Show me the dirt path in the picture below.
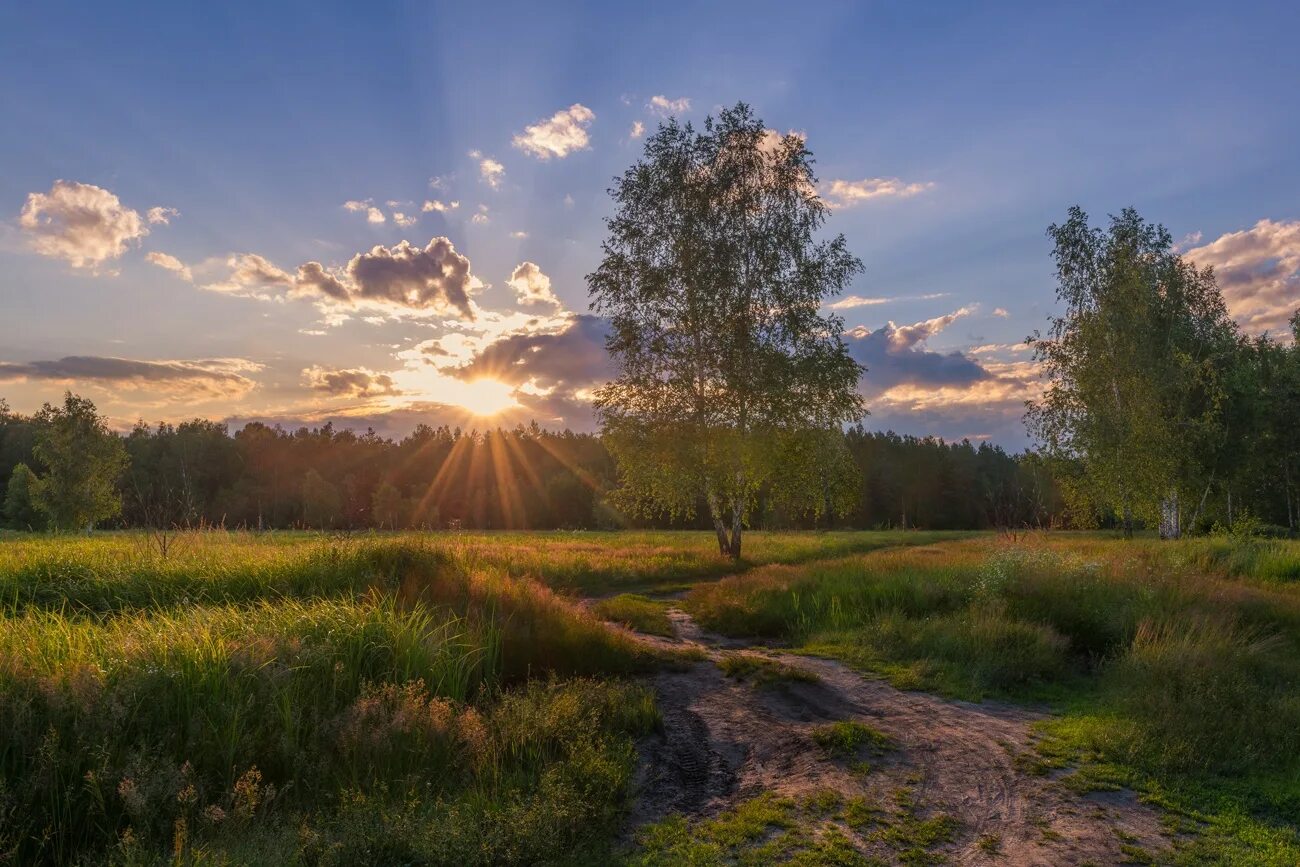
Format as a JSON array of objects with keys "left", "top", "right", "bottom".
[{"left": 624, "top": 607, "right": 1171, "bottom": 865}]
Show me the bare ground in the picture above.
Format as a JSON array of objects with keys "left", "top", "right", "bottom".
[{"left": 622, "top": 606, "right": 1172, "bottom": 865}]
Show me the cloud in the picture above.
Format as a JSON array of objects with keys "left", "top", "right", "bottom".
[
  {"left": 512, "top": 103, "right": 595, "bottom": 160},
  {"left": 423, "top": 199, "right": 459, "bottom": 212},
  {"left": 392, "top": 211, "right": 416, "bottom": 227},
  {"left": 822, "top": 177, "right": 934, "bottom": 208},
  {"left": 343, "top": 199, "right": 386, "bottom": 224},
  {"left": 992, "top": 307, "right": 1009, "bottom": 318},
  {"left": 297, "top": 237, "right": 480, "bottom": 318},
  {"left": 1184, "top": 219, "right": 1300, "bottom": 335},
  {"left": 647, "top": 95, "right": 690, "bottom": 115},
  {"left": 847, "top": 307, "right": 985, "bottom": 391},
  {"left": 204, "top": 253, "right": 295, "bottom": 297},
  {"left": 144, "top": 251, "right": 192, "bottom": 281},
  {"left": 471, "top": 204, "right": 489, "bottom": 225},
  {"left": 828, "top": 292, "right": 950, "bottom": 311},
  {"left": 507, "top": 261, "right": 560, "bottom": 307},
  {"left": 302, "top": 365, "right": 402, "bottom": 398},
  {"left": 629, "top": 120, "right": 645, "bottom": 139},
  {"left": 0, "top": 356, "right": 260, "bottom": 399},
  {"left": 18, "top": 180, "right": 149, "bottom": 269},
  {"left": 146, "top": 206, "right": 179, "bottom": 225},
  {"left": 469, "top": 150, "right": 505, "bottom": 189},
  {"left": 510, "top": 230, "right": 529, "bottom": 239}
]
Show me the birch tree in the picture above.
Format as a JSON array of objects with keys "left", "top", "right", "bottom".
[
  {"left": 588, "top": 103, "right": 864, "bottom": 558},
  {"left": 1027, "top": 207, "right": 1238, "bottom": 537}
]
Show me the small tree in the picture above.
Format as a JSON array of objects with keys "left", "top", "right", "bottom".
[
  {"left": 31, "top": 393, "right": 128, "bottom": 531},
  {"left": 589, "top": 103, "right": 865, "bottom": 558},
  {"left": 3, "top": 463, "right": 45, "bottom": 530}
]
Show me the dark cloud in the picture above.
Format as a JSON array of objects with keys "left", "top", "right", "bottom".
[
  {"left": 0, "top": 356, "right": 259, "bottom": 398},
  {"left": 302, "top": 365, "right": 402, "bottom": 398},
  {"left": 449, "top": 314, "right": 614, "bottom": 390},
  {"left": 295, "top": 238, "right": 478, "bottom": 318},
  {"left": 848, "top": 309, "right": 990, "bottom": 392}
]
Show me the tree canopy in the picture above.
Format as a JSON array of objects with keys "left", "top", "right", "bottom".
[{"left": 589, "top": 103, "right": 865, "bottom": 557}]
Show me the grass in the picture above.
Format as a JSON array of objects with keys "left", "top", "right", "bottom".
[
  {"left": 0, "top": 536, "right": 668, "bottom": 864},
  {"left": 811, "top": 721, "right": 894, "bottom": 759},
  {"left": 592, "top": 593, "right": 675, "bottom": 636},
  {"left": 718, "top": 651, "right": 820, "bottom": 687},
  {"left": 683, "top": 534, "right": 1300, "bottom": 862}
]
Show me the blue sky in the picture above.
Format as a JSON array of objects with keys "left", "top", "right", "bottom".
[{"left": 3, "top": 1, "right": 1298, "bottom": 447}]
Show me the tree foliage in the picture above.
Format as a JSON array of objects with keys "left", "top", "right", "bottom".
[
  {"left": 1027, "top": 207, "right": 1240, "bottom": 536},
  {"left": 589, "top": 103, "right": 865, "bottom": 557},
  {"left": 30, "top": 393, "right": 128, "bottom": 531}
]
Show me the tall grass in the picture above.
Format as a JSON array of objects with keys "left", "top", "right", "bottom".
[{"left": 0, "top": 538, "right": 662, "bottom": 864}]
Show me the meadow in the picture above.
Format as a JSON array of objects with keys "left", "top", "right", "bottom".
[{"left": 1, "top": 528, "right": 1298, "bottom": 864}]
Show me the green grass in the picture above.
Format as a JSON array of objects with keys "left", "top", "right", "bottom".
[
  {"left": 0, "top": 537, "right": 667, "bottom": 864},
  {"left": 811, "top": 721, "right": 894, "bottom": 759},
  {"left": 592, "top": 593, "right": 675, "bottom": 636},
  {"left": 718, "top": 651, "right": 820, "bottom": 687},
  {"left": 683, "top": 534, "right": 1300, "bottom": 862}
]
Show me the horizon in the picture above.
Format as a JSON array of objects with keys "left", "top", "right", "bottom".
[{"left": 3, "top": 2, "right": 1299, "bottom": 449}]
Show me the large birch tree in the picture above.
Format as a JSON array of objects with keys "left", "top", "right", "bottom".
[{"left": 588, "top": 103, "right": 864, "bottom": 558}]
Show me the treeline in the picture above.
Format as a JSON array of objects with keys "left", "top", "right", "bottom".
[{"left": 1, "top": 396, "right": 1062, "bottom": 532}]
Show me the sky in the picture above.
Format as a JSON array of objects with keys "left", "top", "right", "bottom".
[{"left": 2, "top": 1, "right": 1298, "bottom": 449}]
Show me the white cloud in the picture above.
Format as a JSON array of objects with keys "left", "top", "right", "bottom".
[
  {"left": 512, "top": 103, "right": 595, "bottom": 160},
  {"left": 1185, "top": 219, "right": 1300, "bottom": 335},
  {"left": 822, "top": 177, "right": 935, "bottom": 208},
  {"left": 992, "top": 307, "right": 1009, "bottom": 318},
  {"left": 507, "top": 261, "right": 560, "bottom": 307},
  {"left": 471, "top": 204, "right": 489, "bottom": 225},
  {"left": 343, "top": 199, "right": 386, "bottom": 224},
  {"left": 144, "top": 251, "right": 192, "bottom": 282},
  {"left": 18, "top": 180, "right": 149, "bottom": 269},
  {"left": 296, "top": 237, "right": 481, "bottom": 319},
  {"left": 828, "top": 292, "right": 950, "bottom": 311},
  {"left": 203, "top": 253, "right": 294, "bottom": 297},
  {"left": 647, "top": 95, "right": 690, "bottom": 115},
  {"left": 392, "top": 211, "right": 416, "bottom": 227},
  {"left": 146, "top": 206, "right": 179, "bottom": 225},
  {"left": 511, "top": 230, "right": 529, "bottom": 239},
  {"left": 629, "top": 120, "right": 645, "bottom": 139},
  {"left": 469, "top": 150, "right": 505, "bottom": 189},
  {"left": 422, "top": 199, "right": 459, "bottom": 213}
]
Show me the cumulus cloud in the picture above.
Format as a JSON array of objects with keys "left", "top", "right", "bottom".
[
  {"left": 469, "top": 150, "right": 505, "bottom": 189},
  {"left": 146, "top": 206, "right": 179, "bottom": 225},
  {"left": 145, "top": 251, "right": 192, "bottom": 281},
  {"left": 822, "top": 177, "right": 934, "bottom": 208},
  {"left": 422, "top": 199, "right": 459, "bottom": 213},
  {"left": 845, "top": 307, "right": 985, "bottom": 391},
  {"left": 828, "top": 292, "right": 950, "bottom": 311},
  {"left": 18, "top": 180, "right": 149, "bottom": 269},
  {"left": 1184, "top": 219, "right": 1300, "bottom": 335},
  {"left": 629, "top": 120, "right": 645, "bottom": 139},
  {"left": 0, "top": 356, "right": 260, "bottom": 399},
  {"left": 512, "top": 103, "right": 595, "bottom": 160},
  {"left": 647, "top": 95, "right": 690, "bottom": 115},
  {"left": 297, "top": 238, "right": 480, "bottom": 318},
  {"left": 343, "top": 199, "right": 386, "bottom": 224},
  {"left": 471, "top": 204, "right": 490, "bottom": 225},
  {"left": 392, "top": 211, "right": 416, "bottom": 227},
  {"left": 506, "top": 261, "right": 560, "bottom": 307},
  {"left": 302, "top": 365, "right": 402, "bottom": 398}
]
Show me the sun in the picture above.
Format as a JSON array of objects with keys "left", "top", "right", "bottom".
[{"left": 443, "top": 377, "right": 518, "bottom": 416}]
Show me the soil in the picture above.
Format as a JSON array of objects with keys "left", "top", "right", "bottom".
[{"left": 623, "top": 606, "right": 1172, "bottom": 865}]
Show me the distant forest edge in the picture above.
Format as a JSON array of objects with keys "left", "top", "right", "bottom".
[
  {"left": 0, "top": 393, "right": 1294, "bottom": 535},
  {"left": 1, "top": 402, "right": 1065, "bottom": 532}
]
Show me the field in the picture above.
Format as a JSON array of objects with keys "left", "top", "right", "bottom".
[{"left": 1, "top": 529, "right": 1298, "bottom": 864}]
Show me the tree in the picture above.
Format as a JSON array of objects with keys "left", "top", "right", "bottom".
[
  {"left": 301, "top": 469, "right": 342, "bottom": 528},
  {"left": 1027, "top": 207, "right": 1239, "bottom": 537},
  {"left": 371, "top": 481, "right": 403, "bottom": 529},
  {"left": 588, "top": 103, "right": 865, "bottom": 558},
  {"left": 30, "top": 393, "right": 128, "bottom": 531},
  {"left": 3, "top": 463, "right": 44, "bottom": 530}
]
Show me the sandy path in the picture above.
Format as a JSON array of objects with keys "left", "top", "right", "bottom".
[{"left": 625, "top": 607, "right": 1171, "bottom": 865}]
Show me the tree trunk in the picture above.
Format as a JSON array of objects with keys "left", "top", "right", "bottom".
[
  {"left": 1122, "top": 500, "right": 1134, "bottom": 539},
  {"left": 1159, "top": 489, "right": 1180, "bottom": 540},
  {"left": 729, "top": 497, "right": 744, "bottom": 560}
]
